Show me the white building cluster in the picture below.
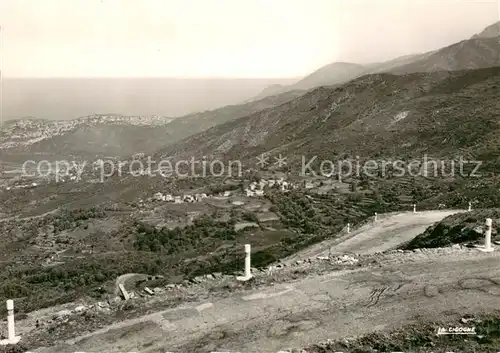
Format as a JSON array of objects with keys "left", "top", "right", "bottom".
[
  {"left": 153, "top": 192, "right": 209, "bottom": 204},
  {"left": 244, "top": 177, "right": 296, "bottom": 197},
  {"left": 150, "top": 177, "right": 304, "bottom": 204}
]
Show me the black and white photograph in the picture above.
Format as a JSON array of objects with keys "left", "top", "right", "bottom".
[{"left": 0, "top": 0, "right": 499, "bottom": 352}]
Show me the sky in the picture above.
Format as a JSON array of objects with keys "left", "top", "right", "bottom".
[{"left": 0, "top": 0, "right": 499, "bottom": 78}]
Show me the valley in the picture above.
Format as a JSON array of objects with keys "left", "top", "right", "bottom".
[{"left": 0, "top": 17, "right": 499, "bottom": 353}]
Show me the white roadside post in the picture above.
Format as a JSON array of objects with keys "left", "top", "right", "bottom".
[
  {"left": 244, "top": 244, "right": 251, "bottom": 278},
  {"left": 484, "top": 218, "right": 493, "bottom": 252},
  {"left": 413, "top": 204, "right": 416, "bottom": 213},
  {"left": 346, "top": 223, "right": 350, "bottom": 234},
  {"left": 237, "top": 244, "right": 253, "bottom": 281},
  {"left": 0, "top": 300, "right": 21, "bottom": 345}
]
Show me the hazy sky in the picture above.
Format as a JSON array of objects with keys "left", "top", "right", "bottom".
[{"left": 0, "top": 0, "right": 498, "bottom": 78}]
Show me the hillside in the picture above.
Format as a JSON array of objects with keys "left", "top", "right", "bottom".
[
  {"left": 2, "top": 67, "right": 500, "bottom": 353},
  {"left": 5, "top": 22, "right": 498, "bottom": 161},
  {"left": 250, "top": 54, "right": 433, "bottom": 99},
  {"left": 0, "top": 90, "right": 303, "bottom": 161},
  {"left": 156, "top": 89, "right": 304, "bottom": 145},
  {"left": 5, "top": 6, "right": 500, "bottom": 352},
  {"left": 291, "top": 62, "right": 366, "bottom": 90},
  {"left": 9, "top": 64, "right": 500, "bottom": 314},
  {"left": 0, "top": 114, "right": 174, "bottom": 149},
  {"left": 0, "top": 115, "right": 176, "bottom": 161},
  {"left": 249, "top": 84, "right": 294, "bottom": 102},
  {"left": 365, "top": 52, "right": 435, "bottom": 73},
  {"left": 473, "top": 20, "right": 500, "bottom": 39},
  {"left": 158, "top": 67, "right": 500, "bottom": 169},
  {"left": 391, "top": 36, "right": 500, "bottom": 74},
  {"left": 248, "top": 21, "right": 500, "bottom": 100}
]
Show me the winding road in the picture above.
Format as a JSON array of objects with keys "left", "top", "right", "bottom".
[
  {"left": 36, "top": 210, "right": 500, "bottom": 353},
  {"left": 283, "top": 209, "right": 463, "bottom": 263}
]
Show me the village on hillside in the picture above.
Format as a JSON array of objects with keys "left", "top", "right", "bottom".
[{"left": 147, "top": 176, "right": 346, "bottom": 205}]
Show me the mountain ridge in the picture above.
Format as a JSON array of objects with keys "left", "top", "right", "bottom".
[
  {"left": 473, "top": 20, "right": 500, "bottom": 38},
  {"left": 249, "top": 21, "right": 500, "bottom": 101},
  {"left": 3, "top": 21, "right": 499, "bottom": 164},
  {"left": 156, "top": 66, "right": 500, "bottom": 171}
]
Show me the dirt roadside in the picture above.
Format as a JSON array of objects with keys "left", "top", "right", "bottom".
[{"left": 31, "top": 248, "right": 500, "bottom": 353}]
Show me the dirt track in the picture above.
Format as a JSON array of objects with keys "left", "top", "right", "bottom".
[{"left": 35, "top": 210, "right": 500, "bottom": 353}]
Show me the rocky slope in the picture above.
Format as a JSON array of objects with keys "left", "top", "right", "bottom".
[
  {"left": 157, "top": 66, "right": 500, "bottom": 170},
  {"left": 157, "top": 89, "right": 304, "bottom": 144}
]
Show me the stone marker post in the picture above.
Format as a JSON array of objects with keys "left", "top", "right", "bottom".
[
  {"left": 237, "top": 244, "right": 252, "bottom": 281},
  {"left": 484, "top": 218, "right": 493, "bottom": 252},
  {"left": 244, "top": 244, "right": 251, "bottom": 278},
  {"left": 0, "top": 300, "right": 20, "bottom": 345}
]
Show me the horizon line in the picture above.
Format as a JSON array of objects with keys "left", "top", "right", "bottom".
[{"left": 0, "top": 75, "right": 304, "bottom": 80}]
